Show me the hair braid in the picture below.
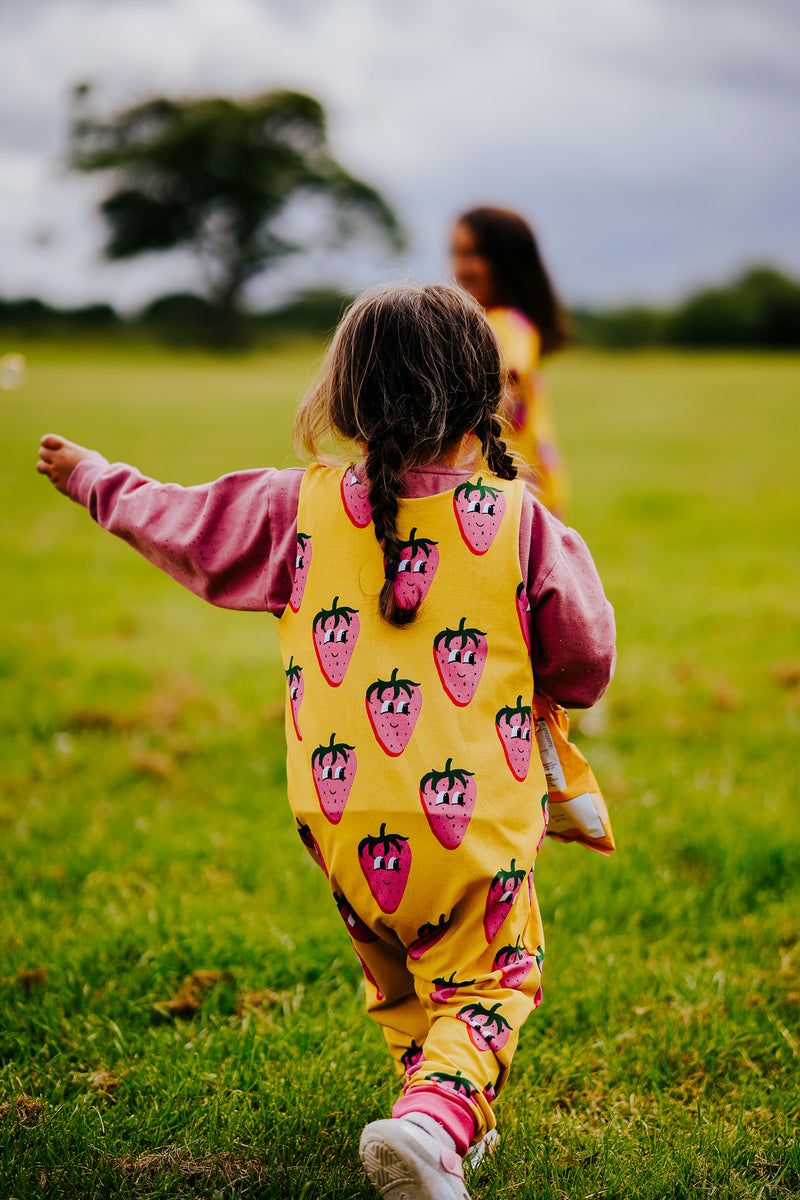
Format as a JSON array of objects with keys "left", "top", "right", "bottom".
[
  {"left": 480, "top": 412, "right": 517, "bottom": 481},
  {"left": 364, "top": 434, "right": 417, "bottom": 626}
]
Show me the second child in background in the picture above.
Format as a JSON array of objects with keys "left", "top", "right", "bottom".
[{"left": 451, "top": 205, "right": 569, "bottom": 521}]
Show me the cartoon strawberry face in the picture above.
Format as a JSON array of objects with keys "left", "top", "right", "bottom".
[
  {"left": 354, "top": 949, "right": 384, "bottom": 1000},
  {"left": 341, "top": 465, "right": 372, "bottom": 528},
  {"left": 401, "top": 1040, "right": 425, "bottom": 1075},
  {"left": 311, "top": 733, "right": 357, "bottom": 823},
  {"left": 419, "top": 759, "right": 476, "bottom": 849},
  {"left": 484, "top": 859, "right": 526, "bottom": 942},
  {"left": 430, "top": 972, "right": 476, "bottom": 1004},
  {"left": 312, "top": 597, "right": 360, "bottom": 686},
  {"left": 366, "top": 668, "right": 422, "bottom": 756},
  {"left": 433, "top": 617, "right": 487, "bottom": 706},
  {"left": 453, "top": 477, "right": 507, "bottom": 555},
  {"left": 457, "top": 1001, "right": 512, "bottom": 1052},
  {"left": 408, "top": 911, "right": 454, "bottom": 960},
  {"left": 515, "top": 581, "right": 531, "bottom": 652},
  {"left": 358, "top": 822, "right": 411, "bottom": 913},
  {"left": 285, "top": 657, "right": 304, "bottom": 740},
  {"left": 492, "top": 935, "right": 537, "bottom": 989},
  {"left": 391, "top": 528, "right": 439, "bottom": 610},
  {"left": 333, "top": 892, "right": 376, "bottom": 943},
  {"left": 295, "top": 817, "right": 328, "bottom": 877},
  {"left": 495, "top": 696, "right": 533, "bottom": 780},
  {"left": 425, "top": 1070, "right": 477, "bottom": 1100},
  {"left": 288, "top": 533, "right": 312, "bottom": 613}
]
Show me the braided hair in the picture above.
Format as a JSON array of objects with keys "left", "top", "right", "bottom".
[{"left": 295, "top": 283, "right": 516, "bottom": 626}]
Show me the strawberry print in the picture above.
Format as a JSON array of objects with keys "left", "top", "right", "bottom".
[
  {"left": 536, "top": 793, "right": 549, "bottom": 853},
  {"left": 333, "top": 891, "right": 376, "bottom": 943},
  {"left": 285, "top": 656, "right": 304, "bottom": 740},
  {"left": 288, "top": 533, "right": 312, "bottom": 612},
  {"left": 484, "top": 859, "right": 526, "bottom": 942},
  {"left": 425, "top": 1070, "right": 477, "bottom": 1100},
  {"left": 295, "top": 817, "right": 328, "bottom": 877},
  {"left": 515, "top": 581, "right": 531, "bottom": 651},
  {"left": 311, "top": 733, "right": 357, "bottom": 823},
  {"left": 366, "top": 668, "right": 422, "bottom": 756},
  {"left": 391, "top": 528, "right": 439, "bottom": 610},
  {"left": 493, "top": 935, "right": 537, "bottom": 989},
  {"left": 457, "top": 1001, "right": 512, "bottom": 1052},
  {"left": 419, "top": 758, "right": 476, "bottom": 849},
  {"left": 534, "top": 945, "right": 545, "bottom": 1008},
  {"left": 432, "top": 617, "right": 487, "bottom": 706},
  {"left": 495, "top": 695, "right": 533, "bottom": 781},
  {"left": 355, "top": 949, "right": 384, "bottom": 1000},
  {"left": 401, "top": 1041, "right": 425, "bottom": 1074},
  {"left": 430, "top": 972, "right": 476, "bottom": 1004},
  {"left": 408, "top": 911, "right": 454, "bottom": 960},
  {"left": 453, "top": 477, "right": 507, "bottom": 555},
  {"left": 358, "top": 822, "right": 412, "bottom": 913},
  {"left": 341, "top": 465, "right": 372, "bottom": 528},
  {"left": 312, "top": 596, "right": 360, "bottom": 686}
]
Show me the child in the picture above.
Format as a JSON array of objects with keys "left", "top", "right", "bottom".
[
  {"left": 451, "top": 205, "right": 569, "bottom": 520},
  {"left": 37, "top": 283, "right": 615, "bottom": 1200}
]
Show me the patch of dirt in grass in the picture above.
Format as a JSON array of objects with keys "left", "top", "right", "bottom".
[
  {"left": 152, "top": 969, "right": 226, "bottom": 1021},
  {"left": 14, "top": 965, "right": 47, "bottom": 994},
  {"left": 110, "top": 1148, "right": 271, "bottom": 1187},
  {"left": 0, "top": 1094, "right": 44, "bottom": 1127}
]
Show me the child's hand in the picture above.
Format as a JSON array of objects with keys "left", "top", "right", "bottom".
[{"left": 37, "top": 434, "right": 93, "bottom": 495}]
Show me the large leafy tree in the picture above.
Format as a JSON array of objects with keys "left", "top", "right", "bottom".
[{"left": 69, "top": 85, "right": 403, "bottom": 343}]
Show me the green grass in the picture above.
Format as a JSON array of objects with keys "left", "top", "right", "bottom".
[{"left": 1, "top": 341, "right": 798, "bottom": 1198}]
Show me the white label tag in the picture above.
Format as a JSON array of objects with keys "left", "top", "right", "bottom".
[
  {"left": 547, "top": 792, "right": 606, "bottom": 839},
  {"left": 534, "top": 719, "right": 566, "bottom": 791}
]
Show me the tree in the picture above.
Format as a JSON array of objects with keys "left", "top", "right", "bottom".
[{"left": 69, "top": 85, "right": 403, "bottom": 344}]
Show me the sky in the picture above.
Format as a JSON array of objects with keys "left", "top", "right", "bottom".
[{"left": 1, "top": 0, "right": 798, "bottom": 312}]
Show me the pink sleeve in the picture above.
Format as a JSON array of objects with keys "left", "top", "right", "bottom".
[
  {"left": 519, "top": 490, "right": 616, "bottom": 708},
  {"left": 67, "top": 453, "right": 302, "bottom": 614}
]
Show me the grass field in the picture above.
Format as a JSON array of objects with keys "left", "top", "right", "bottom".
[{"left": 1, "top": 341, "right": 799, "bottom": 1198}]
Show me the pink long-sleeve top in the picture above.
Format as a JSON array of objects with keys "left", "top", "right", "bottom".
[{"left": 67, "top": 454, "right": 616, "bottom": 708}]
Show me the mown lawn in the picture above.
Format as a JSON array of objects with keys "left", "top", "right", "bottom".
[{"left": 1, "top": 341, "right": 798, "bottom": 1198}]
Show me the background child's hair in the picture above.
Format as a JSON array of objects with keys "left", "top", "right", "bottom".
[
  {"left": 295, "top": 282, "right": 516, "bottom": 626},
  {"left": 457, "top": 206, "right": 569, "bottom": 355}
]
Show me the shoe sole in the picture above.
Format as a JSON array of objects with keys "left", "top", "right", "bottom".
[{"left": 359, "top": 1121, "right": 471, "bottom": 1200}]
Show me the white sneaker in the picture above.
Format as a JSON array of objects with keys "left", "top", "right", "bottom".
[
  {"left": 465, "top": 1127, "right": 500, "bottom": 1170},
  {"left": 359, "top": 1114, "right": 472, "bottom": 1200}
]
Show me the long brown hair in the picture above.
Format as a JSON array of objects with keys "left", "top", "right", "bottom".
[
  {"left": 457, "top": 206, "right": 568, "bottom": 355},
  {"left": 295, "top": 283, "right": 516, "bottom": 626}
]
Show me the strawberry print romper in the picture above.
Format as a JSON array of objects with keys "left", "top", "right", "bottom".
[{"left": 278, "top": 463, "right": 549, "bottom": 1140}]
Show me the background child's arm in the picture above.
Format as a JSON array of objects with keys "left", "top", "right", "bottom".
[{"left": 37, "top": 433, "right": 302, "bottom": 613}]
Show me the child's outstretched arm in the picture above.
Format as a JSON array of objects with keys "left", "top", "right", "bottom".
[{"left": 36, "top": 434, "right": 303, "bottom": 614}]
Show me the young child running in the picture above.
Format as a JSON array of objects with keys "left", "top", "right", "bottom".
[{"left": 37, "top": 284, "right": 615, "bottom": 1200}]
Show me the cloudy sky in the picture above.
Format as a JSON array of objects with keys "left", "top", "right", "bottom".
[{"left": 1, "top": 0, "right": 798, "bottom": 312}]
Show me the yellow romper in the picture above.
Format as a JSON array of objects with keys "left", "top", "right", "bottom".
[
  {"left": 486, "top": 306, "right": 569, "bottom": 521},
  {"left": 278, "top": 464, "right": 549, "bottom": 1139}
]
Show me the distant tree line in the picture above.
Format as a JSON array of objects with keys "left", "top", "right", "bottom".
[{"left": 3, "top": 265, "right": 800, "bottom": 349}]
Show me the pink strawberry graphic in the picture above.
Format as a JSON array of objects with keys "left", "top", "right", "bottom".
[
  {"left": 457, "top": 1001, "right": 512, "bottom": 1052},
  {"left": 285, "top": 657, "right": 304, "bottom": 740},
  {"left": 534, "top": 945, "right": 545, "bottom": 1008},
  {"left": 483, "top": 859, "right": 526, "bottom": 942},
  {"left": 311, "top": 733, "right": 357, "bottom": 823},
  {"left": 358, "top": 823, "right": 412, "bottom": 913},
  {"left": 453, "top": 477, "right": 507, "bottom": 555},
  {"left": 425, "top": 1070, "right": 477, "bottom": 1100},
  {"left": 295, "top": 817, "right": 328, "bottom": 877},
  {"left": 333, "top": 892, "right": 376, "bottom": 943},
  {"left": 312, "top": 596, "right": 360, "bottom": 686},
  {"left": 391, "top": 528, "right": 439, "bottom": 610},
  {"left": 401, "top": 1040, "right": 425, "bottom": 1074},
  {"left": 536, "top": 792, "right": 549, "bottom": 853},
  {"left": 515, "top": 581, "right": 531, "bottom": 651},
  {"left": 355, "top": 949, "right": 384, "bottom": 1000},
  {"left": 419, "top": 759, "right": 476, "bottom": 849},
  {"left": 433, "top": 617, "right": 487, "bottom": 706},
  {"left": 341, "top": 465, "right": 372, "bottom": 528},
  {"left": 492, "top": 935, "right": 537, "bottom": 989},
  {"left": 366, "top": 668, "right": 422, "bottom": 756},
  {"left": 288, "top": 533, "right": 312, "bottom": 613},
  {"left": 408, "top": 911, "right": 454, "bottom": 960},
  {"left": 430, "top": 972, "right": 476, "bottom": 1004},
  {"left": 495, "top": 695, "right": 533, "bottom": 780}
]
